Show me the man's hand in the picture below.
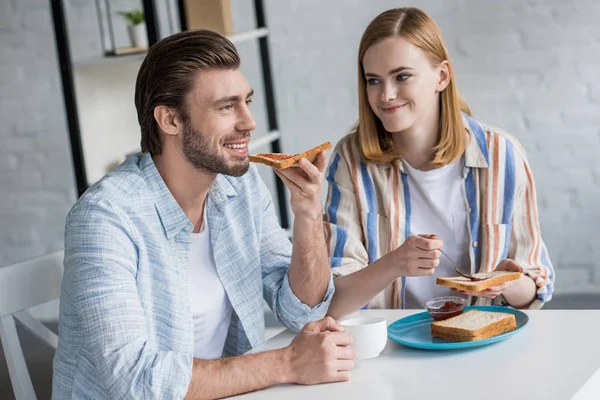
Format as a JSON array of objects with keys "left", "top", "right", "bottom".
[
  {"left": 273, "top": 151, "right": 327, "bottom": 220},
  {"left": 283, "top": 317, "right": 355, "bottom": 385}
]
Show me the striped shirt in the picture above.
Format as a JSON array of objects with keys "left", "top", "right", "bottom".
[
  {"left": 52, "top": 152, "right": 334, "bottom": 399},
  {"left": 324, "top": 113, "right": 554, "bottom": 310}
]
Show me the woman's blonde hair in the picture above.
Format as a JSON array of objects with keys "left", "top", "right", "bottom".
[{"left": 356, "top": 8, "right": 471, "bottom": 166}]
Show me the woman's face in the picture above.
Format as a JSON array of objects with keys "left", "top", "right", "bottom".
[{"left": 362, "top": 36, "right": 449, "bottom": 134}]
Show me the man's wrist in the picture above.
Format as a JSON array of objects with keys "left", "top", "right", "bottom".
[
  {"left": 274, "top": 347, "right": 295, "bottom": 384},
  {"left": 292, "top": 209, "right": 323, "bottom": 222}
]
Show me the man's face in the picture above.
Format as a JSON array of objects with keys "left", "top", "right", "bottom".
[{"left": 180, "top": 68, "right": 256, "bottom": 177}]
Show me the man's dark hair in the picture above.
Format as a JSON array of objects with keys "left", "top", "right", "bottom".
[{"left": 135, "top": 30, "right": 240, "bottom": 155}]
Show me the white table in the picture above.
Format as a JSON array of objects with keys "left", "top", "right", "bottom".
[{"left": 233, "top": 309, "right": 600, "bottom": 400}]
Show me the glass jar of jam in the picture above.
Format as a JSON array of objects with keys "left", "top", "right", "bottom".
[{"left": 425, "top": 296, "right": 467, "bottom": 321}]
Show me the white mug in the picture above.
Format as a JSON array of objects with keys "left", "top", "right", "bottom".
[{"left": 340, "top": 317, "right": 388, "bottom": 359}]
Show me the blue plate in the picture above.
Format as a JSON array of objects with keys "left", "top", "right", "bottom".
[{"left": 387, "top": 306, "right": 528, "bottom": 350}]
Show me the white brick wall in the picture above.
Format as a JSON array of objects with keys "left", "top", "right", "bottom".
[
  {"left": 1, "top": 0, "right": 599, "bottom": 295},
  {"left": 0, "top": 0, "right": 76, "bottom": 268}
]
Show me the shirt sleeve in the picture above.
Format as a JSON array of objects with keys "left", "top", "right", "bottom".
[
  {"left": 258, "top": 179, "right": 334, "bottom": 333},
  {"left": 323, "top": 143, "right": 370, "bottom": 277},
  {"left": 63, "top": 199, "right": 192, "bottom": 399},
  {"left": 504, "top": 150, "right": 555, "bottom": 309}
]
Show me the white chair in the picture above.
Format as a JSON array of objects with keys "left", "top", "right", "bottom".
[{"left": 0, "top": 251, "right": 64, "bottom": 400}]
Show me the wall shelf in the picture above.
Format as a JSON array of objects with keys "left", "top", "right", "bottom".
[{"left": 73, "top": 27, "right": 270, "bottom": 69}]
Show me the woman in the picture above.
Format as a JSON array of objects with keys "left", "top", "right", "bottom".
[{"left": 324, "top": 7, "right": 554, "bottom": 318}]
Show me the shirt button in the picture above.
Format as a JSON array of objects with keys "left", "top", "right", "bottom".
[{"left": 473, "top": 241, "right": 478, "bottom": 248}]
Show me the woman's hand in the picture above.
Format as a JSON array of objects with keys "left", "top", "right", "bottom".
[
  {"left": 452, "top": 259, "right": 523, "bottom": 299},
  {"left": 389, "top": 234, "right": 443, "bottom": 277}
]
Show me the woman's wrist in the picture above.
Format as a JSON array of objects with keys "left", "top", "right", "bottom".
[
  {"left": 502, "top": 274, "right": 536, "bottom": 308},
  {"left": 379, "top": 251, "right": 405, "bottom": 280}
]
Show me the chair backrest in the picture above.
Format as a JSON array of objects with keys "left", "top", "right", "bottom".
[
  {"left": 0, "top": 251, "right": 64, "bottom": 318},
  {"left": 0, "top": 251, "right": 64, "bottom": 400}
]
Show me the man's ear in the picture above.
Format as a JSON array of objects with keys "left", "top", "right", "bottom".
[
  {"left": 154, "top": 106, "right": 181, "bottom": 137},
  {"left": 436, "top": 60, "right": 451, "bottom": 93}
]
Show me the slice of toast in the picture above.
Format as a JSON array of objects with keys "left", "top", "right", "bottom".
[
  {"left": 431, "top": 309, "right": 517, "bottom": 342},
  {"left": 432, "top": 324, "right": 516, "bottom": 342},
  {"left": 436, "top": 271, "right": 521, "bottom": 292},
  {"left": 248, "top": 142, "right": 332, "bottom": 169}
]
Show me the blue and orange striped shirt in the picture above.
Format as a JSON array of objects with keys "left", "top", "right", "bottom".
[{"left": 324, "top": 113, "right": 554, "bottom": 309}]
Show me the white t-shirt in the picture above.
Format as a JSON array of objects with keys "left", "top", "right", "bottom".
[
  {"left": 402, "top": 158, "right": 470, "bottom": 309},
  {"left": 187, "top": 211, "right": 233, "bottom": 359}
]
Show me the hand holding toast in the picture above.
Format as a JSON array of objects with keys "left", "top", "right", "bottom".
[
  {"left": 389, "top": 234, "right": 443, "bottom": 277},
  {"left": 451, "top": 259, "right": 523, "bottom": 299},
  {"left": 273, "top": 151, "right": 327, "bottom": 220}
]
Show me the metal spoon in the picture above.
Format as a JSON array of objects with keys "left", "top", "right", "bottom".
[{"left": 438, "top": 248, "right": 480, "bottom": 281}]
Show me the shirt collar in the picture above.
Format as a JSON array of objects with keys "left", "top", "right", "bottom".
[
  {"left": 384, "top": 112, "right": 490, "bottom": 173},
  {"left": 139, "top": 152, "right": 238, "bottom": 240},
  {"left": 462, "top": 112, "right": 490, "bottom": 169}
]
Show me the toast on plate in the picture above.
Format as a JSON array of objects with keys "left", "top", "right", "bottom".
[{"left": 431, "top": 309, "right": 517, "bottom": 342}]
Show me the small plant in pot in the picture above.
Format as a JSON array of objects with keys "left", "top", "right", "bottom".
[{"left": 117, "top": 9, "right": 147, "bottom": 49}]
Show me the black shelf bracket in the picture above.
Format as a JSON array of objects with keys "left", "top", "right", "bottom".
[
  {"left": 50, "top": 0, "right": 88, "bottom": 197},
  {"left": 142, "top": 0, "right": 160, "bottom": 45},
  {"left": 253, "top": 0, "right": 290, "bottom": 229}
]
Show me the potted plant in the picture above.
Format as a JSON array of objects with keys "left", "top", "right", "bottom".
[{"left": 117, "top": 9, "right": 147, "bottom": 49}]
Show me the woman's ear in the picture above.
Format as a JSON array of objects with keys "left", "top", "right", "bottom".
[
  {"left": 436, "top": 60, "right": 452, "bottom": 92},
  {"left": 154, "top": 106, "right": 181, "bottom": 137}
]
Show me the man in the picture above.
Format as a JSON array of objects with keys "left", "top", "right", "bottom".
[{"left": 52, "top": 30, "right": 354, "bottom": 399}]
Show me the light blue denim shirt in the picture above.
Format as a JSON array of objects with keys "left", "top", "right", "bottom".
[{"left": 52, "top": 152, "right": 334, "bottom": 399}]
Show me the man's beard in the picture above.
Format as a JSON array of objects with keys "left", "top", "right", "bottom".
[{"left": 181, "top": 118, "right": 250, "bottom": 177}]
